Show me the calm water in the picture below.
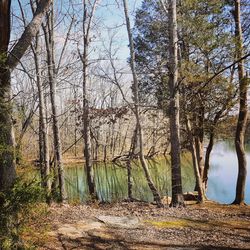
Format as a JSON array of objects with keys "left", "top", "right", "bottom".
[
  {"left": 64, "top": 141, "right": 250, "bottom": 204},
  {"left": 207, "top": 141, "right": 250, "bottom": 204}
]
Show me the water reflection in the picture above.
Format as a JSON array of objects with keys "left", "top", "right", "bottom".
[
  {"left": 65, "top": 155, "right": 195, "bottom": 203},
  {"left": 64, "top": 141, "right": 250, "bottom": 204},
  {"left": 207, "top": 141, "right": 250, "bottom": 204}
]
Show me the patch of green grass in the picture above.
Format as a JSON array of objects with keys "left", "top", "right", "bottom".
[
  {"left": 145, "top": 217, "right": 250, "bottom": 231},
  {"left": 145, "top": 220, "right": 189, "bottom": 228}
]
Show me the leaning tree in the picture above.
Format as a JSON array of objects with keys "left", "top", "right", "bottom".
[{"left": 0, "top": 0, "right": 52, "bottom": 190}]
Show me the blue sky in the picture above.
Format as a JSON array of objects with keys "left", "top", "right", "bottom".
[
  {"left": 94, "top": 0, "right": 143, "bottom": 60},
  {"left": 11, "top": 0, "right": 143, "bottom": 61},
  {"left": 10, "top": 0, "right": 144, "bottom": 102}
]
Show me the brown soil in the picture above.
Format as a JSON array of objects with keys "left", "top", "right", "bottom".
[{"left": 38, "top": 201, "right": 250, "bottom": 250}]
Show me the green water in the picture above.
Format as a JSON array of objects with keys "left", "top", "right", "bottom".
[
  {"left": 64, "top": 154, "right": 195, "bottom": 202},
  {"left": 26, "top": 141, "right": 250, "bottom": 204}
]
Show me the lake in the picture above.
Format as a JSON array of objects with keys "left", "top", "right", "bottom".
[
  {"left": 64, "top": 141, "right": 250, "bottom": 204},
  {"left": 207, "top": 141, "right": 250, "bottom": 204}
]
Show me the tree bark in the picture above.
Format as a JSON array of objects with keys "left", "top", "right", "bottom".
[
  {"left": 203, "top": 130, "right": 214, "bottom": 190},
  {"left": 0, "top": 70, "right": 16, "bottom": 190},
  {"left": 126, "top": 125, "right": 139, "bottom": 201},
  {"left": 168, "top": 0, "right": 185, "bottom": 207},
  {"left": 233, "top": 0, "right": 248, "bottom": 205},
  {"left": 126, "top": 159, "right": 133, "bottom": 200},
  {"left": 0, "top": 0, "right": 16, "bottom": 190},
  {"left": 194, "top": 106, "right": 205, "bottom": 191},
  {"left": 194, "top": 137, "right": 204, "bottom": 188}
]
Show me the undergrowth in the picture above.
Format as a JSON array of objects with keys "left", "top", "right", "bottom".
[{"left": 0, "top": 178, "right": 48, "bottom": 249}]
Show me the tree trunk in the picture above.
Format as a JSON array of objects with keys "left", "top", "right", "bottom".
[
  {"left": 81, "top": 0, "right": 96, "bottom": 198},
  {"left": 126, "top": 159, "right": 133, "bottom": 201},
  {"left": 33, "top": 32, "right": 51, "bottom": 197},
  {"left": 233, "top": 0, "right": 248, "bottom": 205},
  {"left": 0, "top": 0, "right": 16, "bottom": 190},
  {"left": 194, "top": 106, "right": 205, "bottom": 191},
  {"left": 186, "top": 116, "right": 205, "bottom": 202},
  {"left": 43, "top": 6, "right": 66, "bottom": 202},
  {"left": 82, "top": 87, "right": 96, "bottom": 197},
  {"left": 203, "top": 114, "right": 221, "bottom": 190},
  {"left": 168, "top": 0, "right": 185, "bottom": 207},
  {"left": 194, "top": 136, "right": 205, "bottom": 189},
  {"left": 126, "top": 125, "right": 139, "bottom": 201},
  {"left": 122, "top": 0, "right": 163, "bottom": 207},
  {"left": 0, "top": 69, "right": 16, "bottom": 190},
  {"left": 203, "top": 130, "right": 214, "bottom": 190}
]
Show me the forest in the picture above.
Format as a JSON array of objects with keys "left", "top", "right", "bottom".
[{"left": 0, "top": 0, "right": 249, "bottom": 249}]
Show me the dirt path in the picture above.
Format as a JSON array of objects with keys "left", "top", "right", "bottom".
[{"left": 41, "top": 201, "right": 250, "bottom": 250}]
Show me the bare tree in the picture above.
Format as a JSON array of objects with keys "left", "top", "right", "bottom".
[
  {"left": 42, "top": 3, "right": 67, "bottom": 202},
  {"left": 33, "top": 33, "right": 51, "bottom": 197},
  {"left": 78, "top": 0, "right": 100, "bottom": 199},
  {"left": 122, "top": 0, "right": 163, "bottom": 207},
  {"left": 0, "top": 0, "right": 52, "bottom": 190},
  {"left": 17, "top": 0, "right": 52, "bottom": 199}
]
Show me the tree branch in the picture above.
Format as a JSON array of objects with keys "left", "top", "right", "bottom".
[
  {"left": 198, "top": 52, "right": 250, "bottom": 92},
  {"left": 7, "top": 0, "right": 52, "bottom": 70}
]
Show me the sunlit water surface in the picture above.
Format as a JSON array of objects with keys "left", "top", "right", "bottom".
[
  {"left": 207, "top": 141, "right": 250, "bottom": 204},
  {"left": 63, "top": 141, "right": 250, "bottom": 204}
]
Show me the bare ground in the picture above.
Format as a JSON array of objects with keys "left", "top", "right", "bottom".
[{"left": 39, "top": 201, "right": 250, "bottom": 250}]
